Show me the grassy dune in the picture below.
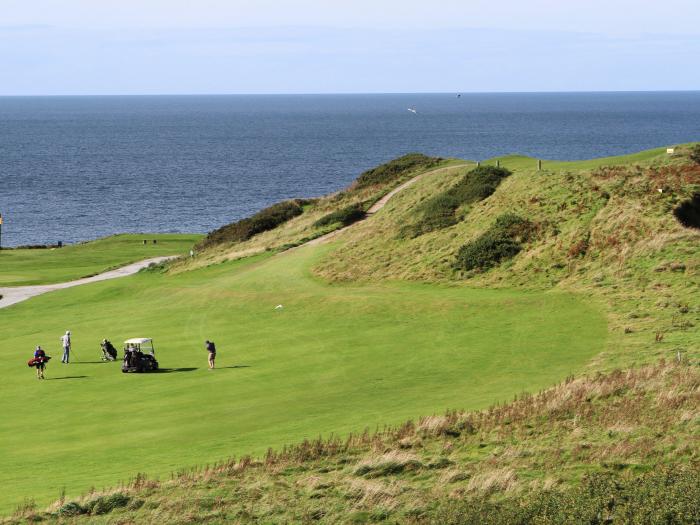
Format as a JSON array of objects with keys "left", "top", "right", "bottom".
[{"left": 0, "top": 234, "right": 201, "bottom": 286}]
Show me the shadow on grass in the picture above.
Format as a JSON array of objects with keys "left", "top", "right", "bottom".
[
  {"left": 46, "top": 376, "right": 88, "bottom": 380},
  {"left": 157, "top": 367, "right": 198, "bottom": 373},
  {"left": 217, "top": 365, "right": 251, "bottom": 369}
]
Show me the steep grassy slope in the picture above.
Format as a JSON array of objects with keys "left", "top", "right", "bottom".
[
  {"left": 7, "top": 361, "right": 697, "bottom": 524},
  {"left": 168, "top": 156, "right": 465, "bottom": 273},
  {"left": 0, "top": 234, "right": 201, "bottom": 286}
]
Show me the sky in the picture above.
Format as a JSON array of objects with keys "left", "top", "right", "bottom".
[{"left": 1, "top": 0, "right": 699, "bottom": 95}]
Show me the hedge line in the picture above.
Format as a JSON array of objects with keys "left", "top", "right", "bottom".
[
  {"left": 196, "top": 200, "right": 306, "bottom": 250},
  {"left": 403, "top": 166, "right": 511, "bottom": 238},
  {"left": 353, "top": 153, "right": 442, "bottom": 189},
  {"left": 454, "top": 213, "right": 533, "bottom": 272},
  {"left": 313, "top": 202, "right": 367, "bottom": 228}
]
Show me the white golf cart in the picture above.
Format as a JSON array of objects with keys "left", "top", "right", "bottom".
[{"left": 121, "top": 337, "right": 159, "bottom": 373}]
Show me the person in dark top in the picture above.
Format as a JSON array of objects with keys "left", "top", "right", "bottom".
[
  {"left": 31, "top": 346, "right": 50, "bottom": 379},
  {"left": 205, "top": 340, "right": 216, "bottom": 370}
]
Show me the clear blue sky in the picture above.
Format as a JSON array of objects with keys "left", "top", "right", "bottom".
[{"left": 2, "top": 0, "right": 699, "bottom": 95}]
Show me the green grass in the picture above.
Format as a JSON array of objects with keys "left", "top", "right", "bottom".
[
  {"left": 0, "top": 244, "right": 606, "bottom": 512},
  {"left": 0, "top": 234, "right": 202, "bottom": 286}
]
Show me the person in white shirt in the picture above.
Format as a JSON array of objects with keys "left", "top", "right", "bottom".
[{"left": 60, "top": 330, "right": 71, "bottom": 364}]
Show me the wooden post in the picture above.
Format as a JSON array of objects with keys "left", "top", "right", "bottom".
[
  {"left": 496, "top": 160, "right": 500, "bottom": 168},
  {"left": 537, "top": 159, "right": 542, "bottom": 171},
  {"left": 477, "top": 161, "right": 481, "bottom": 167}
]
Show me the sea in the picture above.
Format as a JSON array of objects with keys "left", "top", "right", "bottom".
[{"left": 1, "top": 92, "right": 699, "bottom": 247}]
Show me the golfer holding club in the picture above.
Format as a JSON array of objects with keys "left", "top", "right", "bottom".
[{"left": 60, "top": 330, "right": 72, "bottom": 364}]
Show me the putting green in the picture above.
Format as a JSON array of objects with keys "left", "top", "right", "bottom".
[
  {"left": 0, "top": 234, "right": 202, "bottom": 286},
  {"left": 0, "top": 245, "right": 605, "bottom": 511}
]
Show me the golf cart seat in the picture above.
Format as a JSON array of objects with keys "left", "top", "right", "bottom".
[{"left": 121, "top": 338, "right": 159, "bottom": 373}]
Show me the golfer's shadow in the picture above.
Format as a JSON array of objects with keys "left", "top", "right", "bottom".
[
  {"left": 46, "top": 376, "right": 88, "bottom": 380},
  {"left": 157, "top": 367, "right": 198, "bottom": 373},
  {"left": 219, "top": 365, "right": 251, "bottom": 369}
]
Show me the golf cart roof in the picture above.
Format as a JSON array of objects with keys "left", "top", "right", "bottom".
[{"left": 124, "top": 338, "right": 153, "bottom": 345}]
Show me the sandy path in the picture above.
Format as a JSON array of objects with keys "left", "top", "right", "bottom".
[
  {"left": 303, "top": 163, "right": 468, "bottom": 247},
  {"left": 0, "top": 256, "right": 175, "bottom": 310}
]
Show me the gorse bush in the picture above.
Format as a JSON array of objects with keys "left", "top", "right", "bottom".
[
  {"left": 197, "top": 200, "right": 305, "bottom": 250},
  {"left": 673, "top": 193, "right": 700, "bottom": 229},
  {"left": 455, "top": 213, "right": 532, "bottom": 272},
  {"left": 403, "top": 166, "right": 512, "bottom": 238},
  {"left": 433, "top": 467, "right": 700, "bottom": 525},
  {"left": 353, "top": 153, "right": 442, "bottom": 189},
  {"left": 314, "top": 202, "right": 366, "bottom": 228},
  {"left": 689, "top": 144, "right": 700, "bottom": 165}
]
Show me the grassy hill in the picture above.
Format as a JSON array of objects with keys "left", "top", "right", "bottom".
[{"left": 1, "top": 145, "right": 699, "bottom": 523}]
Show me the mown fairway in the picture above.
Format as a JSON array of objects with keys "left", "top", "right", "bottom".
[
  {"left": 0, "top": 245, "right": 606, "bottom": 512},
  {"left": 0, "top": 234, "right": 202, "bottom": 286}
]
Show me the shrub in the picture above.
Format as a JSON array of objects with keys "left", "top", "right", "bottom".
[
  {"left": 57, "top": 501, "right": 87, "bottom": 516},
  {"left": 689, "top": 144, "right": 700, "bottom": 165},
  {"left": 314, "top": 203, "right": 366, "bottom": 228},
  {"left": 353, "top": 153, "right": 442, "bottom": 189},
  {"left": 673, "top": 193, "right": 700, "bottom": 229},
  {"left": 454, "top": 213, "right": 532, "bottom": 272},
  {"left": 404, "top": 166, "right": 512, "bottom": 237},
  {"left": 87, "top": 493, "right": 131, "bottom": 515},
  {"left": 197, "top": 200, "right": 305, "bottom": 250},
  {"left": 432, "top": 467, "right": 700, "bottom": 525}
]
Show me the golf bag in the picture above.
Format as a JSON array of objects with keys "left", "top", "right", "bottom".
[
  {"left": 28, "top": 356, "right": 51, "bottom": 368},
  {"left": 101, "top": 340, "right": 118, "bottom": 361}
]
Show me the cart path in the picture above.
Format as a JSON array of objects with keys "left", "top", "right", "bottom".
[
  {"left": 302, "top": 163, "right": 469, "bottom": 247},
  {"left": 0, "top": 256, "right": 176, "bottom": 310},
  {"left": 1, "top": 164, "right": 470, "bottom": 308}
]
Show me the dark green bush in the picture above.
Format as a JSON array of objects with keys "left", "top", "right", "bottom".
[
  {"left": 353, "top": 153, "right": 442, "bottom": 189},
  {"left": 673, "top": 193, "right": 700, "bottom": 229},
  {"left": 404, "top": 166, "right": 511, "bottom": 237},
  {"left": 57, "top": 501, "right": 87, "bottom": 516},
  {"left": 314, "top": 203, "right": 366, "bottom": 228},
  {"left": 87, "top": 493, "right": 131, "bottom": 515},
  {"left": 197, "top": 200, "right": 305, "bottom": 250},
  {"left": 432, "top": 467, "right": 700, "bottom": 525},
  {"left": 454, "top": 213, "right": 532, "bottom": 272},
  {"left": 689, "top": 144, "right": 700, "bottom": 165}
]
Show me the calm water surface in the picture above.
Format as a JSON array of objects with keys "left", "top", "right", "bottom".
[{"left": 1, "top": 92, "right": 699, "bottom": 246}]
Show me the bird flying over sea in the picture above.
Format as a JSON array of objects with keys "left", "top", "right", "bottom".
[{"left": 407, "top": 108, "right": 417, "bottom": 114}]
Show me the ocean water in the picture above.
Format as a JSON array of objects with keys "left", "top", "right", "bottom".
[{"left": 0, "top": 92, "right": 699, "bottom": 247}]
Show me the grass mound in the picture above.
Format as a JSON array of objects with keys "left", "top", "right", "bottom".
[
  {"left": 353, "top": 153, "right": 442, "bottom": 189},
  {"left": 402, "top": 166, "right": 511, "bottom": 238},
  {"left": 454, "top": 213, "right": 533, "bottom": 272},
  {"left": 314, "top": 202, "right": 367, "bottom": 228},
  {"left": 196, "top": 200, "right": 306, "bottom": 250}
]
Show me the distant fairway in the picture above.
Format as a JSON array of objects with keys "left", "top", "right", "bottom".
[
  {"left": 0, "top": 244, "right": 606, "bottom": 512},
  {"left": 0, "top": 234, "right": 202, "bottom": 286}
]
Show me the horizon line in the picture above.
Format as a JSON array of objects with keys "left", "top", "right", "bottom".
[{"left": 1, "top": 89, "right": 700, "bottom": 98}]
